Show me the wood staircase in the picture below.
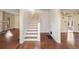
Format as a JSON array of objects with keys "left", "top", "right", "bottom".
[{"left": 24, "top": 23, "right": 40, "bottom": 41}]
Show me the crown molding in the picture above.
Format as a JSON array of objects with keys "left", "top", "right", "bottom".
[{"left": 0, "top": 9, "right": 19, "bottom": 15}]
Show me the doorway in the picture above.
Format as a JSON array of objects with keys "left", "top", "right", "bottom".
[
  {"left": 67, "top": 15, "right": 75, "bottom": 47},
  {"left": 67, "top": 16, "right": 73, "bottom": 32}
]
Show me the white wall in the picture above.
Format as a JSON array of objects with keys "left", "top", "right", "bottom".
[
  {"left": 19, "top": 9, "right": 31, "bottom": 44},
  {"left": 39, "top": 9, "right": 61, "bottom": 43},
  {"left": 40, "top": 10, "right": 49, "bottom": 33},
  {"left": 49, "top": 10, "right": 61, "bottom": 43},
  {"left": 73, "top": 14, "right": 79, "bottom": 32},
  {"left": 0, "top": 11, "right": 3, "bottom": 32},
  {"left": 23, "top": 10, "right": 31, "bottom": 30},
  {"left": 14, "top": 15, "right": 19, "bottom": 28},
  {"left": 19, "top": 10, "right": 24, "bottom": 44}
]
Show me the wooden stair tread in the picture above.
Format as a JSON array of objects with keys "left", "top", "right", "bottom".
[
  {"left": 26, "top": 29, "right": 38, "bottom": 30},
  {"left": 28, "top": 25, "right": 38, "bottom": 27},
  {"left": 24, "top": 23, "right": 39, "bottom": 41},
  {"left": 25, "top": 37, "right": 37, "bottom": 39},
  {"left": 28, "top": 27, "right": 38, "bottom": 28},
  {"left": 26, "top": 33, "right": 38, "bottom": 35},
  {"left": 27, "top": 30, "right": 38, "bottom": 31},
  {"left": 25, "top": 35, "right": 37, "bottom": 36},
  {"left": 26, "top": 32, "right": 37, "bottom": 33},
  {"left": 29, "top": 24, "right": 37, "bottom": 26}
]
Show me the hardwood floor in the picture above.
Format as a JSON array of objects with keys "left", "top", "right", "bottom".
[
  {"left": 74, "top": 32, "right": 79, "bottom": 48},
  {"left": 0, "top": 29, "right": 19, "bottom": 49},
  {"left": 61, "top": 32, "right": 79, "bottom": 48},
  {"left": 19, "top": 33, "right": 61, "bottom": 49},
  {"left": 19, "top": 33, "right": 79, "bottom": 49},
  {"left": 0, "top": 30, "right": 79, "bottom": 49}
]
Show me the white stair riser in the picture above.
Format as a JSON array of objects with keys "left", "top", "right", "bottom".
[
  {"left": 28, "top": 27, "right": 38, "bottom": 29},
  {"left": 25, "top": 29, "right": 38, "bottom": 30},
  {"left": 28, "top": 26, "right": 38, "bottom": 27},
  {"left": 25, "top": 31, "right": 38, "bottom": 33},
  {"left": 25, "top": 35, "right": 37, "bottom": 37},
  {"left": 25, "top": 30, "right": 38, "bottom": 31},
  {"left": 29, "top": 25, "right": 38, "bottom": 26},
  {"left": 26, "top": 31, "right": 38, "bottom": 33},
  {"left": 25, "top": 33, "right": 38, "bottom": 35},
  {"left": 29, "top": 24, "right": 37, "bottom": 25}
]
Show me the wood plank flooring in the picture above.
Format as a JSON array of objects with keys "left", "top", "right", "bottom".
[
  {"left": 61, "top": 32, "right": 79, "bottom": 48},
  {"left": 0, "top": 29, "right": 79, "bottom": 49},
  {"left": 20, "top": 32, "right": 79, "bottom": 49},
  {"left": 0, "top": 29, "right": 19, "bottom": 49},
  {"left": 19, "top": 33, "right": 61, "bottom": 49}
]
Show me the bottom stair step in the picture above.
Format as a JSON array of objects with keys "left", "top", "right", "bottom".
[
  {"left": 24, "top": 37, "right": 37, "bottom": 39},
  {"left": 24, "top": 39, "right": 38, "bottom": 41}
]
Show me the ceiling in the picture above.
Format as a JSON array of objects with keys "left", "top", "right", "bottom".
[
  {"left": 2, "top": 9, "right": 79, "bottom": 15},
  {"left": 1, "top": 9, "right": 19, "bottom": 15},
  {"left": 61, "top": 9, "right": 79, "bottom": 12}
]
